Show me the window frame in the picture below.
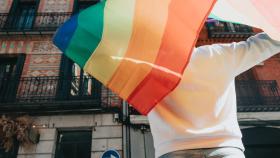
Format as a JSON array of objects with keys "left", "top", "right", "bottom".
[
  {"left": 6, "top": 0, "right": 40, "bottom": 31},
  {"left": 54, "top": 129, "right": 92, "bottom": 158}
]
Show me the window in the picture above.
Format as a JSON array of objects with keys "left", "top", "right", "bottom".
[
  {"left": 6, "top": 0, "right": 38, "bottom": 30},
  {"left": 0, "top": 54, "right": 25, "bottom": 102},
  {"left": 55, "top": 130, "right": 92, "bottom": 158}
]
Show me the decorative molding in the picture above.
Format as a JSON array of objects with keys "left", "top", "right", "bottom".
[
  {"left": 31, "top": 41, "right": 60, "bottom": 54},
  {"left": 0, "top": 40, "right": 61, "bottom": 54},
  {"left": 38, "top": 0, "right": 74, "bottom": 12},
  {"left": 26, "top": 54, "right": 61, "bottom": 77}
]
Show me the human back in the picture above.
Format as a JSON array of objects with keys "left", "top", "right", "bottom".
[{"left": 148, "top": 33, "right": 280, "bottom": 158}]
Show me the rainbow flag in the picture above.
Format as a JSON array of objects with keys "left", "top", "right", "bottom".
[
  {"left": 53, "top": 0, "right": 216, "bottom": 115},
  {"left": 210, "top": 0, "right": 280, "bottom": 41}
]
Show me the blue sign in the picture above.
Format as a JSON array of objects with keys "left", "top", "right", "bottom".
[{"left": 101, "top": 149, "right": 120, "bottom": 158}]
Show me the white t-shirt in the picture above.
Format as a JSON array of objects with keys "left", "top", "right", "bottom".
[{"left": 148, "top": 33, "right": 280, "bottom": 157}]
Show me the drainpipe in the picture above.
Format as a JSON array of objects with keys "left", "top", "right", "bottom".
[{"left": 122, "top": 101, "right": 131, "bottom": 158}]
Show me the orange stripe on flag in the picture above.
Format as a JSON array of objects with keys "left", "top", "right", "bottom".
[
  {"left": 128, "top": 0, "right": 217, "bottom": 114},
  {"left": 108, "top": 0, "right": 171, "bottom": 99}
]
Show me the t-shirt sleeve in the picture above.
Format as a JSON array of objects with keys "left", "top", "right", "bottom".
[{"left": 196, "top": 33, "right": 280, "bottom": 78}]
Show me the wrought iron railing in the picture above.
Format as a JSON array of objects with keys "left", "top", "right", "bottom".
[
  {"left": 0, "top": 76, "right": 122, "bottom": 113},
  {"left": 0, "top": 12, "right": 72, "bottom": 33},
  {"left": 236, "top": 80, "right": 280, "bottom": 112},
  {"left": 128, "top": 80, "right": 280, "bottom": 115},
  {"left": 206, "top": 21, "right": 255, "bottom": 38}
]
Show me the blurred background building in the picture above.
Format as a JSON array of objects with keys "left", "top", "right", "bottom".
[{"left": 0, "top": 0, "right": 279, "bottom": 158}]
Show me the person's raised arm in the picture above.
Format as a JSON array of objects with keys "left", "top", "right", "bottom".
[{"left": 195, "top": 33, "right": 280, "bottom": 78}]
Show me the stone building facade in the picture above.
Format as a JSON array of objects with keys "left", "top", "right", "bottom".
[{"left": 17, "top": 114, "right": 123, "bottom": 158}]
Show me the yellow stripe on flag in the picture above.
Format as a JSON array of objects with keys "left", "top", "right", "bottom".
[{"left": 84, "top": 0, "right": 136, "bottom": 84}]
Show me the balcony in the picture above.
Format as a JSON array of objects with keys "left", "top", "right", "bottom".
[
  {"left": 236, "top": 80, "right": 280, "bottom": 112},
  {"left": 0, "top": 12, "right": 71, "bottom": 35},
  {"left": 128, "top": 80, "right": 280, "bottom": 116},
  {"left": 0, "top": 76, "right": 122, "bottom": 114},
  {"left": 206, "top": 20, "right": 255, "bottom": 38}
]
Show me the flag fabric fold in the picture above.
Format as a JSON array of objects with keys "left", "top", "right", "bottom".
[
  {"left": 210, "top": 0, "right": 280, "bottom": 41},
  {"left": 53, "top": 0, "right": 216, "bottom": 115}
]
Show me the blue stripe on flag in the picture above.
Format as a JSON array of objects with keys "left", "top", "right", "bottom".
[{"left": 53, "top": 14, "right": 79, "bottom": 52}]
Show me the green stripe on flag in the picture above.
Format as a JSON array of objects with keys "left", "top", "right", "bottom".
[{"left": 65, "top": 0, "right": 106, "bottom": 68}]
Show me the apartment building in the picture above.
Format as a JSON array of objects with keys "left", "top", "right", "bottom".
[{"left": 0, "top": 1, "right": 279, "bottom": 158}]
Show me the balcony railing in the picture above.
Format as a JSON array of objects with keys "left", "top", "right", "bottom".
[
  {"left": 236, "top": 80, "right": 280, "bottom": 112},
  {"left": 0, "top": 12, "right": 72, "bottom": 34},
  {"left": 128, "top": 80, "right": 280, "bottom": 115},
  {"left": 0, "top": 76, "right": 122, "bottom": 114},
  {"left": 206, "top": 21, "right": 255, "bottom": 38}
]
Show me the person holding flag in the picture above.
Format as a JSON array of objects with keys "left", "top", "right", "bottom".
[
  {"left": 154, "top": 0, "right": 280, "bottom": 157},
  {"left": 53, "top": 0, "right": 280, "bottom": 157},
  {"left": 152, "top": 33, "right": 280, "bottom": 158}
]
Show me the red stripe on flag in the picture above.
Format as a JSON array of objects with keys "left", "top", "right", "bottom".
[{"left": 127, "top": 0, "right": 217, "bottom": 115}]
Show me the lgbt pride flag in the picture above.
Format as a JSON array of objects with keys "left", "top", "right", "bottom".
[
  {"left": 210, "top": 0, "right": 280, "bottom": 41},
  {"left": 53, "top": 0, "right": 216, "bottom": 115},
  {"left": 53, "top": 0, "right": 280, "bottom": 115}
]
